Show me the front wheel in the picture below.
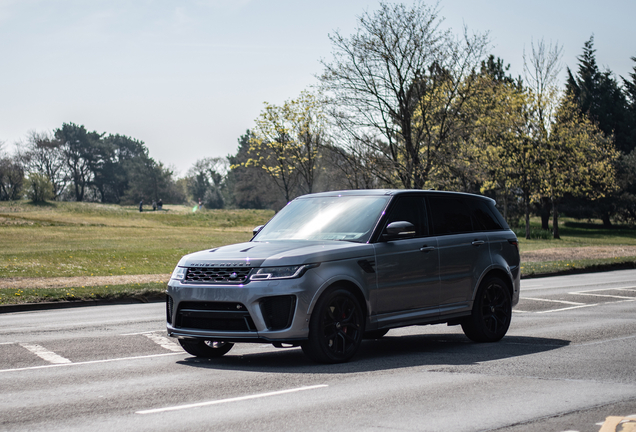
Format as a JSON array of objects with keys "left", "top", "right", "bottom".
[
  {"left": 462, "top": 276, "right": 512, "bottom": 342},
  {"left": 302, "top": 287, "right": 364, "bottom": 363},
  {"left": 178, "top": 339, "right": 234, "bottom": 358}
]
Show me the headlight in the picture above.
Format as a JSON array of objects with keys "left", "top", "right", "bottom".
[
  {"left": 250, "top": 263, "right": 319, "bottom": 281},
  {"left": 171, "top": 266, "right": 187, "bottom": 281}
]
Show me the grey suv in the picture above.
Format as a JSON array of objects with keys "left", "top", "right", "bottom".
[{"left": 166, "top": 190, "right": 520, "bottom": 363}]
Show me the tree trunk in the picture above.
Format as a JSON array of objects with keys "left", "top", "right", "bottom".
[
  {"left": 524, "top": 191, "right": 531, "bottom": 240},
  {"left": 552, "top": 198, "right": 560, "bottom": 239},
  {"left": 540, "top": 197, "right": 550, "bottom": 230},
  {"left": 601, "top": 212, "right": 612, "bottom": 228}
]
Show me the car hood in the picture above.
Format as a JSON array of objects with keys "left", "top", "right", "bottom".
[{"left": 178, "top": 240, "right": 374, "bottom": 268}]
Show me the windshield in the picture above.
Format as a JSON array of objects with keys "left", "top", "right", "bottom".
[{"left": 253, "top": 195, "right": 390, "bottom": 243}]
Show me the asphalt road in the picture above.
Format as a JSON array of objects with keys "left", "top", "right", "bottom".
[{"left": 1, "top": 270, "right": 635, "bottom": 432}]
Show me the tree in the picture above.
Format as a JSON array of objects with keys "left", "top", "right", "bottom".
[
  {"left": 0, "top": 145, "right": 24, "bottom": 201},
  {"left": 121, "top": 156, "right": 181, "bottom": 204},
  {"left": 54, "top": 123, "right": 102, "bottom": 201},
  {"left": 186, "top": 157, "right": 227, "bottom": 209},
  {"left": 320, "top": 1, "right": 488, "bottom": 189},
  {"left": 226, "top": 130, "right": 280, "bottom": 209},
  {"left": 24, "top": 173, "right": 54, "bottom": 202},
  {"left": 545, "top": 95, "right": 618, "bottom": 238},
  {"left": 518, "top": 39, "right": 563, "bottom": 239},
  {"left": 566, "top": 36, "right": 629, "bottom": 153},
  {"left": 470, "top": 58, "right": 527, "bottom": 224},
  {"left": 242, "top": 91, "right": 325, "bottom": 202},
  {"left": 19, "top": 131, "right": 68, "bottom": 200},
  {"left": 93, "top": 134, "right": 148, "bottom": 203},
  {"left": 564, "top": 37, "right": 630, "bottom": 225}
]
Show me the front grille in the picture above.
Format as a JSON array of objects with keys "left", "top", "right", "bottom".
[
  {"left": 166, "top": 295, "right": 174, "bottom": 324},
  {"left": 185, "top": 267, "right": 252, "bottom": 284},
  {"left": 175, "top": 301, "right": 256, "bottom": 332},
  {"left": 260, "top": 296, "right": 296, "bottom": 330}
]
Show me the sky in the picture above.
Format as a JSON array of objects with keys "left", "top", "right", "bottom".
[{"left": 1, "top": 0, "right": 635, "bottom": 176}]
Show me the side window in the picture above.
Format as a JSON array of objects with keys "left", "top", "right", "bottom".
[
  {"left": 428, "top": 196, "right": 473, "bottom": 235},
  {"left": 384, "top": 196, "right": 428, "bottom": 237},
  {"left": 471, "top": 199, "right": 504, "bottom": 231}
]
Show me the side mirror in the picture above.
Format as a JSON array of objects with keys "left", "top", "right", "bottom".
[
  {"left": 383, "top": 221, "right": 416, "bottom": 240},
  {"left": 252, "top": 225, "right": 264, "bottom": 236}
]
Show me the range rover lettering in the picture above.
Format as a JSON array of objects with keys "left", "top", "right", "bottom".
[{"left": 166, "top": 190, "right": 520, "bottom": 363}]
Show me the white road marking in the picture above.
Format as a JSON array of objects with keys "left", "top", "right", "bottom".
[
  {"left": 120, "top": 331, "right": 164, "bottom": 336},
  {"left": 0, "top": 342, "right": 15, "bottom": 345},
  {"left": 19, "top": 343, "right": 71, "bottom": 364},
  {"left": 569, "top": 292, "right": 636, "bottom": 300},
  {"left": 136, "top": 384, "right": 329, "bottom": 415},
  {"left": 0, "top": 352, "right": 181, "bottom": 374},
  {"left": 142, "top": 333, "right": 183, "bottom": 352},
  {"left": 536, "top": 304, "right": 598, "bottom": 314},
  {"left": 522, "top": 297, "right": 585, "bottom": 306}
]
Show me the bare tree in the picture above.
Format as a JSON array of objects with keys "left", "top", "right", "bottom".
[
  {"left": 18, "top": 130, "right": 69, "bottom": 200},
  {"left": 523, "top": 38, "right": 563, "bottom": 238},
  {"left": 320, "top": 1, "right": 489, "bottom": 189}
]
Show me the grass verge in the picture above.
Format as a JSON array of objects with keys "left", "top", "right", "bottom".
[{"left": 0, "top": 282, "right": 166, "bottom": 306}]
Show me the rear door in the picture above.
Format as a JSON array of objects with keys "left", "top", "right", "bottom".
[{"left": 428, "top": 195, "right": 491, "bottom": 313}]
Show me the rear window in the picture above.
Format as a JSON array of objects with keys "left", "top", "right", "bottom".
[{"left": 470, "top": 198, "right": 504, "bottom": 231}]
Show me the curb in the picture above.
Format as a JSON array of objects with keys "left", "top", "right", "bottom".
[
  {"left": 0, "top": 294, "right": 165, "bottom": 314},
  {"left": 520, "top": 260, "right": 636, "bottom": 279}
]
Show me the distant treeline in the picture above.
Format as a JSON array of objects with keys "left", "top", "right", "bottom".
[{"left": 2, "top": 2, "right": 636, "bottom": 239}]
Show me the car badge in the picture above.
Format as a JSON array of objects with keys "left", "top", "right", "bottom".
[{"left": 229, "top": 272, "right": 238, "bottom": 280}]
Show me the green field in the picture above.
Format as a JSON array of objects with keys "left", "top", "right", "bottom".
[
  {"left": 1, "top": 200, "right": 636, "bottom": 305},
  {"left": 0, "top": 201, "right": 274, "bottom": 279}
]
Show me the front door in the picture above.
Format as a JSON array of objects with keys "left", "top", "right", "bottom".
[{"left": 374, "top": 196, "right": 440, "bottom": 316}]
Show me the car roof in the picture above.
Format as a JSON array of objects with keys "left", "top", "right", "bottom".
[{"left": 296, "top": 189, "right": 495, "bottom": 203}]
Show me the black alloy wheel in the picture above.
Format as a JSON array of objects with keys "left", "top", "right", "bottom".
[
  {"left": 302, "top": 287, "right": 364, "bottom": 363},
  {"left": 178, "top": 339, "right": 234, "bottom": 358},
  {"left": 462, "top": 276, "right": 512, "bottom": 343}
]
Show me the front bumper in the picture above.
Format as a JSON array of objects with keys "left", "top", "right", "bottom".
[{"left": 166, "top": 272, "right": 325, "bottom": 342}]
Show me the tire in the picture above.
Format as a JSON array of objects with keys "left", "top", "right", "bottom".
[
  {"left": 461, "top": 276, "right": 512, "bottom": 343},
  {"left": 363, "top": 329, "right": 389, "bottom": 339},
  {"left": 302, "top": 287, "right": 364, "bottom": 363},
  {"left": 178, "top": 339, "right": 234, "bottom": 358}
]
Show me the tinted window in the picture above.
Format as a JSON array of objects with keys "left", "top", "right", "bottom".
[
  {"left": 471, "top": 198, "right": 504, "bottom": 231},
  {"left": 384, "top": 196, "right": 428, "bottom": 237},
  {"left": 488, "top": 201, "right": 510, "bottom": 230},
  {"left": 428, "top": 196, "right": 473, "bottom": 235}
]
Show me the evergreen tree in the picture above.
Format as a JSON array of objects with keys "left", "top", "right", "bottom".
[{"left": 565, "top": 36, "right": 629, "bottom": 153}]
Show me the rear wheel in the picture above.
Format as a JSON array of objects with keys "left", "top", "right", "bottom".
[
  {"left": 302, "top": 287, "right": 364, "bottom": 363},
  {"left": 178, "top": 339, "right": 234, "bottom": 358},
  {"left": 462, "top": 276, "right": 511, "bottom": 342}
]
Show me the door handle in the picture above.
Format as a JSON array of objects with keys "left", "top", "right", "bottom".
[
  {"left": 471, "top": 240, "right": 485, "bottom": 246},
  {"left": 420, "top": 246, "right": 435, "bottom": 252}
]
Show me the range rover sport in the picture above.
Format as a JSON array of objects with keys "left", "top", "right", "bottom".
[{"left": 166, "top": 189, "right": 520, "bottom": 363}]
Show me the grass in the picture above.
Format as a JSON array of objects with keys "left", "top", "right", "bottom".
[
  {"left": 515, "top": 218, "right": 636, "bottom": 252},
  {"left": 0, "top": 200, "right": 274, "bottom": 278},
  {"left": 520, "top": 256, "right": 636, "bottom": 277},
  {"left": 0, "top": 282, "right": 166, "bottom": 306}
]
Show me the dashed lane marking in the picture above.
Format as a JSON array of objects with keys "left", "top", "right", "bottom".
[
  {"left": 19, "top": 343, "right": 71, "bottom": 364},
  {"left": 136, "top": 385, "right": 329, "bottom": 415},
  {"left": 142, "top": 332, "right": 183, "bottom": 352}
]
